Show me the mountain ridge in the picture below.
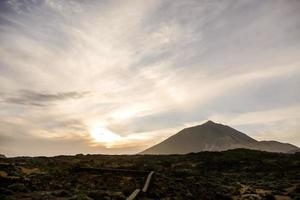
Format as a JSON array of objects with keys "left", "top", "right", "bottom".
[{"left": 141, "top": 121, "right": 299, "bottom": 154}]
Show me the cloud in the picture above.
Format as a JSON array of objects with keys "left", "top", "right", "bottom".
[
  {"left": 0, "top": 90, "right": 88, "bottom": 107},
  {"left": 0, "top": 0, "right": 299, "bottom": 156},
  {"left": 209, "top": 105, "right": 300, "bottom": 127}
]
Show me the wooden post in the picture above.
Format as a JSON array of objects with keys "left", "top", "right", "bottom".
[
  {"left": 126, "top": 189, "right": 140, "bottom": 200},
  {"left": 142, "top": 171, "right": 154, "bottom": 193}
]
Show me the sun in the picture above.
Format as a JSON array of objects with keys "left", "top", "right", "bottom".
[{"left": 90, "top": 125, "right": 121, "bottom": 148}]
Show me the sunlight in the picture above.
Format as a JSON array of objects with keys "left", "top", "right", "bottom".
[
  {"left": 110, "top": 103, "right": 152, "bottom": 121},
  {"left": 90, "top": 125, "right": 121, "bottom": 148}
]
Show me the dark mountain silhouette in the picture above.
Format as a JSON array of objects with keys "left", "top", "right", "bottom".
[{"left": 141, "top": 121, "right": 299, "bottom": 154}]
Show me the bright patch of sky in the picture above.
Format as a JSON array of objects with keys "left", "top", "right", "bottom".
[{"left": 0, "top": 0, "right": 299, "bottom": 156}]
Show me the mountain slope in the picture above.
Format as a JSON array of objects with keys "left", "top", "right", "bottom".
[
  {"left": 257, "top": 141, "right": 299, "bottom": 153},
  {"left": 141, "top": 121, "right": 299, "bottom": 154}
]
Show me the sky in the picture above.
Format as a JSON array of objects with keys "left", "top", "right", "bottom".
[{"left": 0, "top": 0, "right": 299, "bottom": 157}]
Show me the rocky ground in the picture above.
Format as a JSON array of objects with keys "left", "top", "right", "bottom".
[{"left": 0, "top": 149, "right": 299, "bottom": 200}]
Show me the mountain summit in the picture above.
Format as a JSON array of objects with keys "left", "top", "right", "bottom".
[{"left": 141, "top": 121, "right": 299, "bottom": 154}]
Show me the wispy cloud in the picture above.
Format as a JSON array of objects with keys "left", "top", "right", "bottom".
[
  {"left": 0, "top": 0, "right": 299, "bottom": 156},
  {"left": 0, "top": 90, "right": 88, "bottom": 107}
]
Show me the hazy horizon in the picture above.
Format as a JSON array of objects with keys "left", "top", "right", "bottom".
[{"left": 1, "top": 0, "right": 300, "bottom": 157}]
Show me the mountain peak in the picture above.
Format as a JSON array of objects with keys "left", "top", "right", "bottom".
[
  {"left": 141, "top": 121, "right": 299, "bottom": 154},
  {"left": 204, "top": 120, "right": 216, "bottom": 125},
  {"left": 183, "top": 120, "right": 220, "bottom": 132}
]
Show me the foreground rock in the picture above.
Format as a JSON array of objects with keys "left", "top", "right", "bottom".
[{"left": 0, "top": 149, "right": 299, "bottom": 199}]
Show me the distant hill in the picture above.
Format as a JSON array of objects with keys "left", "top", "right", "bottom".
[{"left": 141, "top": 121, "right": 299, "bottom": 154}]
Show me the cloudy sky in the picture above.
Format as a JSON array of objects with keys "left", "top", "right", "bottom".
[{"left": 0, "top": 0, "right": 299, "bottom": 156}]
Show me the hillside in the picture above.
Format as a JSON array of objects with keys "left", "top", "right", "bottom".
[{"left": 141, "top": 121, "right": 299, "bottom": 154}]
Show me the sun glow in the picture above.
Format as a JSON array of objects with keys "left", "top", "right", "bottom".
[
  {"left": 88, "top": 122, "right": 153, "bottom": 149},
  {"left": 90, "top": 125, "right": 121, "bottom": 148}
]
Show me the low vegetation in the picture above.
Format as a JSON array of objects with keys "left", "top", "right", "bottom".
[{"left": 0, "top": 149, "right": 299, "bottom": 200}]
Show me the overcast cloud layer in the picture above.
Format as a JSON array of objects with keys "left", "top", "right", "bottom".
[{"left": 0, "top": 0, "right": 300, "bottom": 156}]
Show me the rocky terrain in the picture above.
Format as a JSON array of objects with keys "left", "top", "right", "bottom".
[{"left": 0, "top": 149, "right": 299, "bottom": 200}]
